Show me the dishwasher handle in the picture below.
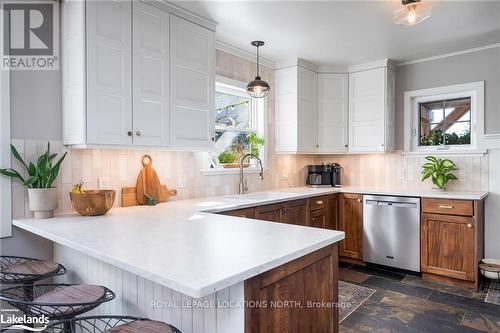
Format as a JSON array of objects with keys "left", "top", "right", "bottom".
[{"left": 365, "top": 199, "right": 418, "bottom": 208}]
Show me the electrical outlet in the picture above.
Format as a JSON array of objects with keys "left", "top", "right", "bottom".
[
  {"left": 281, "top": 169, "right": 288, "bottom": 182},
  {"left": 98, "top": 177, "right": 110, "bottom": 190},
  {"left": 178, "top": 174, "right": 187, "bottom": 188}
]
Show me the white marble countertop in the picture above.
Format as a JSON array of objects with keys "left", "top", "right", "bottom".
[{"left": 12, "top": 185, "right": 487, "bottom": 298}]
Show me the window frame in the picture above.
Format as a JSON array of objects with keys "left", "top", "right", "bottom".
[
  {"left": 201, "top": 76, "right": 267, "bottom": 174},
  {"left": 404, "top": 81, "right": 484, "bottom": 153}
]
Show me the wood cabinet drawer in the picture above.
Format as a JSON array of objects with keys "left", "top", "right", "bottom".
[
  {"left": 310, "top": 196, "right": 329, "bottom": 211},
  {"left": 422, "top": 198, "right": 473, "bottom": 216}
]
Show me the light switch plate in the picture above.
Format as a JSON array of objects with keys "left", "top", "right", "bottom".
[
  {"left": 178, "top": 174, "right": 187, "bottom": 188},
  {"left": 281, "top": 169, "right": 288, "bottom": 182},
  {"left": 98, "top": 177, "right": 111, "bottom": 190}
]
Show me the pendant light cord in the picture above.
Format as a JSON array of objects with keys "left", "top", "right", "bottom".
[{"left": 256, "top": 45, "right": 260, "bottom": 77}]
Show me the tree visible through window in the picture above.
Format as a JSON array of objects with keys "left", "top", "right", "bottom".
[{"left": 419, "top": 97, "right": 471, "bottom": 147}]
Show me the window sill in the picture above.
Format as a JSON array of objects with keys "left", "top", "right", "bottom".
[
  {"left": 200, "top": 167, "right": 268, "bottom": 176},
  {"left": 402, "top": 149, "right": 488, "bottom": 157}
]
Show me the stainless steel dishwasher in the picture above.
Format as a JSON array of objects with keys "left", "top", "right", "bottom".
[{"left": 363, "top": 195, "right": 421, "bottom": 272}]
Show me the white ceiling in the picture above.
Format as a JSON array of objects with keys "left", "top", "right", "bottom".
[{"left": 172, "top": 0, "right": 500, "bottom": 66}]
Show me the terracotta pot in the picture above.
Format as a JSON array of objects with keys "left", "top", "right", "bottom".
[{"left": 28, "top": 188, "right": 58, "bottom": 219}]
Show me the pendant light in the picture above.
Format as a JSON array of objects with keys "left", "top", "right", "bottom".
[
  {"left": 247, "top": 41, "right": 270, "bottom": 98},
  {"left": 394, "top": 0, "right": 432, "bottom": 26}
]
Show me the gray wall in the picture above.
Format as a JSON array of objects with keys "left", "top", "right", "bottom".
[
  {"left": 395, "top": 46, "right": 500, "bottom": 149},
  {"left": 1, "top": 68, "right": 61, "bottom": 259}
]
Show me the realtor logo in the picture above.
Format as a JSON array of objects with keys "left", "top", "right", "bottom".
[{"left": 1, "top": 1, "right": 59, "bottom": 70}]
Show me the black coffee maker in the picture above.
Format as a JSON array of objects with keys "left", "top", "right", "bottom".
[{"left": 306, "top": 163, "right": 342, "bottom": 187}]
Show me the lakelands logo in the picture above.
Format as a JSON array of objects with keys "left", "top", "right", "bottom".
[
  {"left": 1, "top": 1, "right": 59, "bottom": 70},
  {"left": 0, "top": 312, "right": 49, "bottom": 331}
]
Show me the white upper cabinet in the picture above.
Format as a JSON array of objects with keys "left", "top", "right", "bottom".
[
  {"left": 169, "top": 15, "right": 215, "bottom": 149},
  {"left": 317, "top": 74, "right": 349, "bottom": 153},
  {"left": 275, "top": 63, "right": 317, "bottom": 153},
  {"left": 86, "top": 0, "right": 132, "bottom": 145},
  {"left": 132, "top": 1, "right": 170, "bottom": 146},
  {"left": 62, "top": 0, "right": 215, "bottom": 150},
  {"left": 349, "top": 66, "right": 395, "bottom": 153}
]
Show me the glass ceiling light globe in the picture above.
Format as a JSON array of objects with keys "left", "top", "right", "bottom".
[
  {"left": 394, "top": 0, "right": 432, "bottom": 26},
  {"left": 247, "top": 77, "right": 270, "bottom": 98}
]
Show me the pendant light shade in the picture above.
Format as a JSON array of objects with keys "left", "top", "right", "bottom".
[
  {"left": 247, "top": 41, "right": 270, "bottom": 98},
  {"left": 394, "top": 0, "right": 432, "bottom": 26}
]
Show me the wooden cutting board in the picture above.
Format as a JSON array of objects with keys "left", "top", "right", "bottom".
[
  {"left": 136, "top": 155, "right": 162, "bottom": 205},
  {"left": 122, "top": 186, "right": 177, "bottom": 207}
]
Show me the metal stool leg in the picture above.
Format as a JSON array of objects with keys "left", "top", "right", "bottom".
[
  {"left": 63, "top": 320, "right": 75, "bottom": 332},
  {"left": 22, "top": 282, "right": 34, "bottom": 301}
]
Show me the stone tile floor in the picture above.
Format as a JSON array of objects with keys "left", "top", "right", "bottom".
[{"left": 339, "top": 263, "right": 500, "bottom": 333}]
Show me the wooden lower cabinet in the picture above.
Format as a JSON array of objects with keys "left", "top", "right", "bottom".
[
  {"left": 245, "top": 244, "right": 339, "bottom": 333},
  {"left": 283, "top": 199, "right": 309, "bottom": 226},
  {"left": 338, "top": 193, "right": 363, "bottom": 260},
  {"left": 421, "top": 213, "right": 475, "bottom": 281},
  {"left": 255, "top": 203, "right": 283, "bottom": 223},
  {"left": 222, "top": 207, "right": 256, "bottom": 219},
  {"left": 310, "top": 209, "right": 329, "bottom": 229}
]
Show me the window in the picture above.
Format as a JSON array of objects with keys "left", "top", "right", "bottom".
[
  {"left": 204, "top": 76, "right": 266, "bottom": 172},
  {"left": 404, "top": 82, "right": 484, "bottom": 153},
  {"left": 419, "top": 97, "right": 471, "bottom": 147}
]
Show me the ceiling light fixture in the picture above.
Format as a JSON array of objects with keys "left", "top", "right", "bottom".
[
  {"left": 247, "top": 41, "right": 270, "bottom": 98},
  {"left": 393, "top": 0, "right": 432, "bottom": 26}
]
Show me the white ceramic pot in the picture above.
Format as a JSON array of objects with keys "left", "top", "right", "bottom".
[{"left": 28, "top": 188, "right": 58, "bottom": 219}]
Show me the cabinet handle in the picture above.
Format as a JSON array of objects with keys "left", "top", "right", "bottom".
[
  {"left": 438, "top": 205, "right": 453, "bottom": 209},
  {"left": 127, "top": 131, "right": 133, "bottom": 136},
  {"left": 466, "top": 223, "right": 473, "bottom": 228},
  {"left": 315, "top": 200, "right": 324, "bottom": 205},
  {"left": 136, "top": 131, "right": 142, "bottom": 136},
  {"left": 357, "top": 198, "right": 361, "bottom": 202}
]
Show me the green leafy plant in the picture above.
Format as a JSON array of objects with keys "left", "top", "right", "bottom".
[
  {"left": 421, "top": 156, "right": 458, "bottom": 189},
  {"left": 217, "top": 150, "right": 237, "bottom": 164},
  {"left": 0, "top": 143, "right": 67, "bottom": 188},
  {"left": 247, "top": 132, "right": 265, "bottom": 157}
]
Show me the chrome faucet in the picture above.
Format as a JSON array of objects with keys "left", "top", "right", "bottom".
[{"left": 239, "top": 153, "right": 264, "bottom": 194}]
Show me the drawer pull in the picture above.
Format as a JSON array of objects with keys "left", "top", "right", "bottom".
[
  {"left": 438, "top": 205, "right": 454, "bottom": 209},
  {"left": 467, "top": 223, "right": 472, "bottom": 228},
  {"left": 315, "top": 200, "right": 324, "bottom": 205}
]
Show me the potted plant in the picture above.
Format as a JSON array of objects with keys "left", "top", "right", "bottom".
[
  {"left": 217, "top": 150, "right": 242, "bottom": 168},
  {"left": 421, "top": 156, "right": 458, "bottom": 191},
  {"left": 247, "top": 132, "right": 265, "bottom": 157},
  {"left": 0, "top": 143, "right": 67, "bottom": 218}
]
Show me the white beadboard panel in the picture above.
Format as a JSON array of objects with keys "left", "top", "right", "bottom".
[
  {"left": 54, "top": 244, "right": 245, "bottom": 333},
  {"left": 316, "top": 150, "right": 489, "bottom": 192}
]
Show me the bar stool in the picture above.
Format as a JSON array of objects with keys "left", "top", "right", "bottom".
[
  {"left": 45, "top": 315, "right": 182, "bottom": 332},
  {"left": 1, "top": 255, "right": 67, "bottom": 299},
  {"left": 0, "top": 284, "right": 115, "bottom": 331}
]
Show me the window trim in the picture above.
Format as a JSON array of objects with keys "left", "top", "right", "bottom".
[
  {"left": 202, "top": 76, "right": 267, "bottom": 175},
  {"left": 404, "top": 81, "right": 484, "bottom": 153}
]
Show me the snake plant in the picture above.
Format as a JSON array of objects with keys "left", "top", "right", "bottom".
[
  {"left": 0, "top": 142, "right": 67, "bottom": 188},
  {"left": 421, "top": 156, "right": 458, "bottom": 189}
]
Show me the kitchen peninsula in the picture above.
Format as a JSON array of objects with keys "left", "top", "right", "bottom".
[{"left": 13, "top": 188, "right": 346, "bottom": 333}]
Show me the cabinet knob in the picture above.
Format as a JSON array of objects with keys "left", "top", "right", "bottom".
[
  {"left": 380, "top": 143, "right": 384, "bottom": 147},
  {"left": 127, "top": 131, "right": 133, "bottom": 136},
  {"left": 136, "top": 131, "right": 142, "bottom": 136},
  {"left": 466, "top": 223, "right": 473, "bottom": 228},
  {"left": 345, "top": 144, "right": 348, "bottom": 148},
  {"left": 316, "top": 144, "right": 319, "bottom": 148},
  {"left": 357, "top": 198, "right": 362, "bottom": 202}
]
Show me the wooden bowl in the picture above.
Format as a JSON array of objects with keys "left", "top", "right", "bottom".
[{"left": 69, "top": 190, "right": 116, "bottom": 216}]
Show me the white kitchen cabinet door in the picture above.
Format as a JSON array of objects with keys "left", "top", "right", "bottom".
[
  {"left": 349, "top": 67, "right": 388, "bottom": 152},
  {"left": 275, "top": 67, "right": 298, "bottom": 152},
  {"left": 169, "top": 15, "right": 215, "bottom": 150},
  {"left": 132, "top": 2, "right": 170, "bottom": 147},
  {"left": 86, "top": 0, "right": 132, "bottom": 145},
  {"left": 297, "top": 67, "right": 318, "bottom": 153},
  {"left": 317, "top": 74, "right": 348, "bottom": 153}
]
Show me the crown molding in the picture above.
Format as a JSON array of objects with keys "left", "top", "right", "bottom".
[
  {"left": 396, "top": 43, "right": 500, "bottom": 67},
  {"left": 216, "top": 40, "right": 276, "bottom": 69},
  {"left": 275, "top": 58, "right": 319, "bottom": 72},
  {"left": 348, "top": 59, "right": 396, "bottom": 73},
  {"left": 143, "top": 0, "right": 218, "bottom": 31}
]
